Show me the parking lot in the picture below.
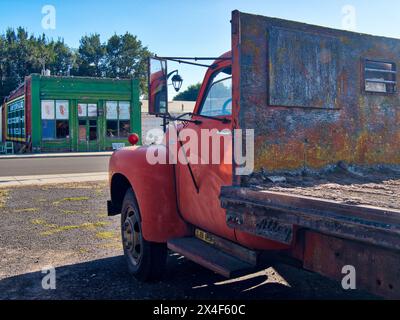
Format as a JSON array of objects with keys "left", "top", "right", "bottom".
[{"left": 0, "top": 182, "right": 374, "bottom": 300}]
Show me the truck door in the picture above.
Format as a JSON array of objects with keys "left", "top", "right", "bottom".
[{"left": 176, "top": 66, "right": 235, "bottom": 241}]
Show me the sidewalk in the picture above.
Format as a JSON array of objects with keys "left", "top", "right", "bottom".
[
  {"left": 0, "top": 172, "right": 108, "bottom": 188},
  {"left": 0, "top": 152, "right": 113, "bottom": 160}
]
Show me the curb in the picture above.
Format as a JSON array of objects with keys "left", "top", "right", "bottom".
[
  {"left": 0, "top": 172, "right": 108, "bottom": 188},
  {"left": 0, "top": 152, "right": 113, "bottom": 160}
]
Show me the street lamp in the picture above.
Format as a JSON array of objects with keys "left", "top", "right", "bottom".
[{"left": 167, "top": 70, "right": 183, "bottom": 92}]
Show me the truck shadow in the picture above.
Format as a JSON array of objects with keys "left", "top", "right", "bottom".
[{"left": 0, "top": 252, "right": 375, "bottom": 300}]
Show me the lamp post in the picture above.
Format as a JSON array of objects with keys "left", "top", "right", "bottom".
[{"left": 167, "top": 70, "right": 183, "bottom": 92}]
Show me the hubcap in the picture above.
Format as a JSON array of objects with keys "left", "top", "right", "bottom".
[{"left": 122, "top": 210, "right": 142, "bottom": 265}]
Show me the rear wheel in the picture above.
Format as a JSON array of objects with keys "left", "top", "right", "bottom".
[{"left": 121, "top": 188, "right": 167, "bottom": 281}]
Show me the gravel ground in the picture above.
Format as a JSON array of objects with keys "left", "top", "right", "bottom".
[{"left": 0, "top": 182, "right": 375, "bottom": 300}]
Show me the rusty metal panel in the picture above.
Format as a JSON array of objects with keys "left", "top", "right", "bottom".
[
  {"left": 232, "top": 10, "right": 400, "bottom": 175},
  {"left": 269, "top": 27, "right": 340, "bottom": 109},
  {"left": 220, "top": 186, "right": 400, "bottom": 251},
  {"left": 227, "top": 210, "right": 294, "bottom": 245},
  {"left": 303, "top": 231, "right": 400, "bottom": 299}
]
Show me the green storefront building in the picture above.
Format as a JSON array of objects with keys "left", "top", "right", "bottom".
[{"left": 2, "top": 74, "right": 141, "bottom": 153}]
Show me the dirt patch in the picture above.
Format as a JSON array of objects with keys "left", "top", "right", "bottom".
[
  {"left": 0, "top": 189, "right": 9, "bottom": 208},
  {"left": 52, "top": 197, "right": 90, "bottom": 206}
]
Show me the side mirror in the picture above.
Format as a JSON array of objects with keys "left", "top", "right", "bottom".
[{"left": 148, "top": 57, "right": 168, "bottom": 115}]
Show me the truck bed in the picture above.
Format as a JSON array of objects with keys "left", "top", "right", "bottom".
[
  {"left": 242, "top": 164, "right": 400, "bottom": 210},
  {"left": 220, "top": 165, "right": 400, "bottom": 251}
]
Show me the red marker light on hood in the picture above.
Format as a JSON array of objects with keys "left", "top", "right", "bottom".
[{"left": 128, "top": 133, "right": 140, "bottom": 146}]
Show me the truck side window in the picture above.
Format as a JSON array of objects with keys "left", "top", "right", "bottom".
[
  {"left": 365, "top": 60, "right": 397, "bottom": 94},
  {"left": 200, "top": 69, "right": 232, "bottom": 117}
]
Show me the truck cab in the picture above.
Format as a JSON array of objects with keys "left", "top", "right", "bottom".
[{"left": 108, "top": 51, "right": 285, "bottom": 281}]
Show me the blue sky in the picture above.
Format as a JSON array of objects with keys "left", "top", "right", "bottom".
[{"left": 1, "top": 0, "right": 400, "bottom": 96}]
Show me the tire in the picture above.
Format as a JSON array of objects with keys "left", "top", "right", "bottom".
[{"left": 121, "top": 188, "right": 167, "bottom": 282}]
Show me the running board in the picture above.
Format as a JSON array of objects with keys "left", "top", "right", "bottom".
[{"left": 168, "top": 237, "right": 255, "bottom": 278}]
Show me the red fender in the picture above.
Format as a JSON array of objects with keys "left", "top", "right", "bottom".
[{"left": 109, "top": 146, "right": 190, "bottom": 243}]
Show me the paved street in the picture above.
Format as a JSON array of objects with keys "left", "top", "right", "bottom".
[
  {"left": 0, "top": 181, "right": 375, "bottom": 300},
  {"left": 0, "top": 155, "right": 110, "bottom": 177}
]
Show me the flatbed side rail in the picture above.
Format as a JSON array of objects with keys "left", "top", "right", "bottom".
[{"left": 220, "top": 187, "right": 400, "bottom": 251}]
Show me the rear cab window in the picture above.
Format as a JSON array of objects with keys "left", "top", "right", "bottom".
[{"left": 199, "top": 67, "right": 232, "bottom": 116}]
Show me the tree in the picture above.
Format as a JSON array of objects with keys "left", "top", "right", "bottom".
[
  {"left": 30, "top": 33, "right": 56, "bottom": 75},
  {"left": 0, "top": 28, "right": 77, "bottom": 101},
  {"left": 47, "top": 39, "right": 75, "bottom": 76},
  {"left": 0, "top": 28, "right": 150, "bottom": 102},
  {"left": 76, "top": 34, "right": 105, "bottom": 77},
  {"left": 173, "top": 83, "right": 201, "bottom": 101},
  {"left": 0, "top": 35, "right": 8, "bottom": 102},
  {"left": 104, "top": 32, "right": 151, "bottom": 93},
  {"left": 0, "top": 28, "right": 42, "bottom": 102}
]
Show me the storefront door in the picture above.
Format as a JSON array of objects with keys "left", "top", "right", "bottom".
[{"left": 77, "top": 102, "right": 100, "bottom": 152}]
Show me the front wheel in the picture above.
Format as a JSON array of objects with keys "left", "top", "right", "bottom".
[{"left": 121, "top": 188, "right": 167, "bottom": 282}]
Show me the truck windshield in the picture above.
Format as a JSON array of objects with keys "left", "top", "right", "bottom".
[{"left": 200, "top": 68, "right": 232, "bottom": 117}]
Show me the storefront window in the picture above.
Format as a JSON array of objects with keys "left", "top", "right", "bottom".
[
  {"left": 78, "top": 103, "right": 88, "bottom": 117},
  {"left": 42, "top": 119, "right": 55, "bottom": 140},
  {"left": 56, "top": 121, "right": 69, "bottom": 139},
  {"left": 89, "top": 120, "right": 97, "bottom": 141},
  {"left": 106, "top": 120, "right": 118, "bottom": 137},
  {"left": 106, "top": 101, "right": 131, "bottom": 138},
  {"left": 56, "top": 101, "right": 69, "bottom": 119},
  {"left": 79, "top": 120, "right": 87, "bottom": 142},
  {"left": 119, "top": 102, "right": 130, "bottom": 120},
  {"left": 119, "top": 120, "right": 130, "bottom": 137},
  {"left": 88, "top": 104, "right": 98, "bottom": 117},
  {"left": 78, "top": 103, "right": 97, "bottom": 118},
  {"left": 41, "top": 100, "right": 70, "bottom": 140}
]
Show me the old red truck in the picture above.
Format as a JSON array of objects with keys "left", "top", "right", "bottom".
[{"left": 108, "top": 11, "right": 400, "bottom": 298}]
